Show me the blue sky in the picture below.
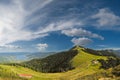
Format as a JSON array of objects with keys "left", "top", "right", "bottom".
[{"left": 0, "top": 0, "right": 120, "bottom": 52}]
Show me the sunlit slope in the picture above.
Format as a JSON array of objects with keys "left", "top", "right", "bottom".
[
  {"left": 0, "top": 64, "right": 105, "bottom": 80},
  {"left": 71, "top": 46, "right": 107, "bottom": 67},
  {"left": 0, "top": 46, "right": 108, "bottom": 80},
  {"left": 68, "top": 46, "right": 107, "bottom": 80}
]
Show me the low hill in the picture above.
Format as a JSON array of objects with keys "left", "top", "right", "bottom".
[{"left": 1, "top": 46, "right": 120, "bottom": 80}]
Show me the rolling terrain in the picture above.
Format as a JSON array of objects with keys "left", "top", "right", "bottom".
[{"left": 0, "top": 46, "right": 120, "bottom": 80}]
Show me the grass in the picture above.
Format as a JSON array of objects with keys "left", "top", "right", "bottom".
[{"left": 0, "top": 46, "right": 110, "bottom": 80}]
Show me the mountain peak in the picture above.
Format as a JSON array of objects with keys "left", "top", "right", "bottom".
[{"left": 71, "top": 45, "right": 85, "bottom": 51}]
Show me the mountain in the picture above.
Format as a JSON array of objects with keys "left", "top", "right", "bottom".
[
  {"left": 26, "top": 52, "right": 56, "bottom": 59},
  {"left": 23, "top": 49, "right": 78, "bottom": 73},
  {"left": 1, "top": 46, "right": 120, "bottom": 80},
  {"left": 0, "top": 52, "right": 56, "bottom": 63},
  {"left": 0, "top": 52, "right": 29, "bottom": 63},
  {"left": 22, "top": 46, "right": 119, "bottom": 72}
]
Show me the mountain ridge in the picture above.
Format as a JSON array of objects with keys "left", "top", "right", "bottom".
[
  {"left": 0, "top": 46, "right": 120, "bottom": 80},
  {"left": 20, "top": 46, "right": 110, "bottom": 73}
]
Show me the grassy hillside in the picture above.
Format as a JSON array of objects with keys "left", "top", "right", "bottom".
[{"left": 1, "top": 46, "right": 120, "bottom": 80}]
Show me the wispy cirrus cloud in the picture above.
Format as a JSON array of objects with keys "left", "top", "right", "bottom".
[
  {"left": 0, "top": 44, "right": 22, "bottom": 52},
  {"left": 0, "top": 0, "right": 53, "bottom": 46},
  {"left": 0, "top": 44, "right": 21, "bottom": 49},
  {"left": 0, "top": 0, "right": 105, "bottom": 50},
  {"left": 1, "top": 0, "right": 119, "bottom": 51},
  {"left": 36, "top": 19, "right": 83, "bottom": 34}
]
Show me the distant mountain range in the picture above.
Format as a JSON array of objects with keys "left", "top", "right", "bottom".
[
  {"left": 114, "top": 50, "right": 120, "bottom": 57},
  {"left": 0, "top": 52, "right": 29, "bottom": 63},
  {"left": 0, "top": 52, "right": 56, "bottom": 63},
  {"left": 26, "top": 52, "right": 56, "bottom": 59}
]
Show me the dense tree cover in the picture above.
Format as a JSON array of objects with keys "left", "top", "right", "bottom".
[
  {"left": 112, "top": 64, "right": 120, "bottom": 76},
  {"left": 21, "top": 50, "right": 78, "bottom": 73},
  {"left": 98, "top": 57, "right": 120, "bottom": 69},
  {"left": 83, "top": 47, "right": 120, "bottom": 70},
  {"left": 83, "top": 48, "right": 117, "bottom": 57}
]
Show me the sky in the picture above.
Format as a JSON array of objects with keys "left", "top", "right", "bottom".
[{"left": 0, "top": 0, "right": 120, "bottom": 52}]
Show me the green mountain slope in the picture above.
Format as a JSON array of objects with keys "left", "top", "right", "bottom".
[
  {"left": 0, "top": 46, "right": 120, "bottom": 80},
  {"left": 22, "top": 46, "right": 108, "bottom": 73}
]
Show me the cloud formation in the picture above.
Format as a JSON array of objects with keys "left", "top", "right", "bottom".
[
  {"left": 36, "top": 20, "right": 83, "bottom": 34},
  {"left": 0, "top": 44, "right": 21, "bottom": 49},
  {"left": 36, "top": 43, "right": 48, "bottom": 51},
  {"left": 71, "top": 37, "right": 92, "bottom": 46},
  {"left": 92, "top": 8, "right": 120, "bottom": 27},
  {"left": 1, "top": 0, "right": 119, "bottom": 51},
  {"left": 0, "top": 0, "right": 83, "bottom": 47},
  {"left": 0, "top": 0, "right": 52, "bottom": 45},
  {"left": 62, "top": 28, "right": 104, "bottom": 40}
]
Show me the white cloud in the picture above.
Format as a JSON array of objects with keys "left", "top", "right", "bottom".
[
  {"left": 92, "top": 8, "right": 120, "bottom": 27},
  {"left": 0, "top": 0, "right": 52, "bottom": 45},
  {"left": 36, "top": 20, "right": 83, "bottom": 34},
  {"left": 0, "top": 44, "right": 21, "bottom": 49},
  {"left": 0, "top": 0, "right": 84, "bottom": 47},
  {"left": 71, "top": 37, "right": 92, "bottom": 46},
  {"left": 36, "top": 43, "right": 48, "bottom": 51},
  {"left": 22, "top": 0, "right": 53, "bottom": 15},
  {"left": 62, "top": 28, "right": 104, "bottom": 40}
]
